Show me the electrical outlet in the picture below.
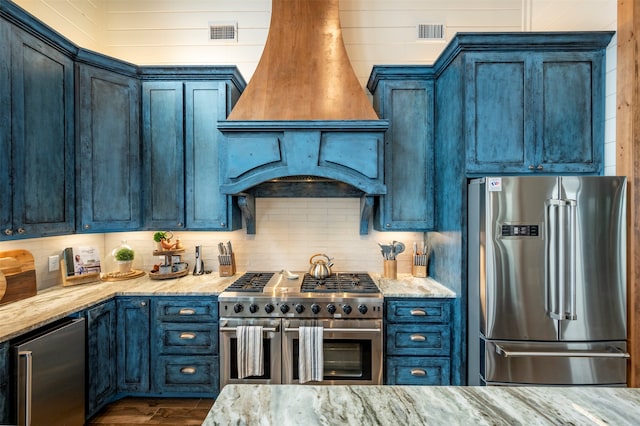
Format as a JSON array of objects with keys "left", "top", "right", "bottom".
[{"left": 48, "top": 255, "right": 60, "bottom": 272}]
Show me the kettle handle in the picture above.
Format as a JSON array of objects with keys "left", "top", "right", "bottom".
[{"left": 309, "top": 253, "right": 330, "bottom": 264}]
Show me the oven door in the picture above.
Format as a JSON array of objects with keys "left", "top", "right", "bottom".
[
  {"left": 219, "top": 318, "right": 282, "bottom": 387},
  {"left": 282, "top": 319, "right": 383, "bottom": 385}
]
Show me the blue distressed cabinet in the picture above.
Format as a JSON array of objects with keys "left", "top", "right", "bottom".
[
  {"left": 85, "top": 299, "right": 117, "bottom": 418},
  {"left": 117, "top": 297, "right": 151, "bottom": 393},
  {"left": 368, "top": 68, "right": 435, "bottom": 231},
  {"left": 151, "top": 297, "right": 220, "bottom": 396},
  {"left": 385, "top": 298, "right": 457, "bottom": 385},
  {"left": 0, "top": 16, "right": 75, "bottom": 240},
  {"left": 0, "top": 341, "right": 9, "bottom": 424},
  {"left": 140, "top": 68, "right": 244, "bottom": 231},
  {"left": 76, "top": 55, "right": 142, "bottom": 232}
]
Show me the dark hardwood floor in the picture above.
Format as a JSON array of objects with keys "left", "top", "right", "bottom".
[{"left": 86, "top": 397, "right": 215, "bottom": 425}]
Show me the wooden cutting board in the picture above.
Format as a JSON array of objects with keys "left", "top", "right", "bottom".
[{"left": 0, "top": 249, "right": 37, "bottom": 305}]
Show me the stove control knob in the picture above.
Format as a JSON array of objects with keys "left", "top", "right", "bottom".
[
  {"left": 233, "top": 303, "right": 243, "bottom": 314},
  {"left": 295, "top": 304, "right": 305, "bottom": 314},
  {"left": 311, "top": 304, "right": 321, "bottom": 314},
  {"left": 358, "top": 305, "right": 368, "bottom": 315},
  {"left": 280, "top": 304, "right": 290, "bottom": 314},
  {"left": 342, "top": 304, "right": 352, "bottom": 315},
  {"left": 326, "top": 304, "right": 337, "bottom": 314},
  {"left": 249, "top": 304, "right": 259, "bottom": 314},
  {"left": 264, "top": 303, "right": 275, "bottom": 314}
]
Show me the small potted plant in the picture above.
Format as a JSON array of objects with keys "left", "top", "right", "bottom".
[
  {"left": 153, "top": 231, "right": 168, "bottom": 251},
  {"left": 114, "top": 247, "right": 135, "bottom": 273}
]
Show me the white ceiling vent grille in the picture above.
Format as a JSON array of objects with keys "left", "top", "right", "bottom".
[
  {"left": 209, "top": 22, "right": 238, "bottom": 42},
  {"left": 417, "top": 23, "right": 445, "bottom": 41}
]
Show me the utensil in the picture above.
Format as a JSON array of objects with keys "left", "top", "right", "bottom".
[{"left": 308, "top": 253, "right": 333, "bottom": 279}]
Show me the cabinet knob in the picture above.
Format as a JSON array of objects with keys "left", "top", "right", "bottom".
[
  {"left": 3, "top": 228, "right": 12, "bottom": 236},
  {"left": 179, "top": 308, "right": 196, "bottom": 315},
  {"left": 220, "top": 222, "right": 226, "bottom": 227},
  {"left": 180, "top": 367, "right": 197, "bottom": 375},
  {"left": 410, "top": 369, "right": 427, "bottom": 376},
  {"left": 176, "top": 222, "right": 183, "bottom": 227},
  {"left": 17, "top": 227, "right": 25, "bottom": 234},
  {"left": 528, "top": 165, "right": 535, "bottom": 170},
  {"left": 179, "top": 332, "right": 196, "bottom": 340},
  {"left": 140, "top": 301, "right": 147, "bottom": 307},
  {"left": 84, "top": 224, "right": 90, "bottom": 230},
  {"left": 410, "top": 334, "right": 426, "bottom": 342},
  {"left": 410, "top": 309, "right": 426, "bottom": 316},
  {"left": 536, "top": 164, "right": 544, "bottom": 170}
]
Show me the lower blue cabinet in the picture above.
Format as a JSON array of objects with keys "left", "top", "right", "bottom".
[
  {"left": 0, "top": 341, "right": 10, "bottom": 424},
  {"left": 152, "top": 355, "right": 219, "bottom": 394},
  {"left": 384, "top": 298, "right": 455, "bottom": 385},
  {"left": 117, "top": 297, "right": 151, "bottom": 393}
]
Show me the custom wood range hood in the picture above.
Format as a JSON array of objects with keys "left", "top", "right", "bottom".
[{"left": 218, "top": 0, "right": 388, "bottom": 234}]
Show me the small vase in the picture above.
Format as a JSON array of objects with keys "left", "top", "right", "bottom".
[{"left": 117, "top": 260, "right": 132, "bottom": 274}]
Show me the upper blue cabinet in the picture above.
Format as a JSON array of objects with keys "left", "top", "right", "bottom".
[
  {"left": 0, "top": 12, "right": 76, "bottom": 240},
  {"left": 368, "top": 67, "right": 436, "bottom": 231},
  {"left": 140, "top": 68, "right": 245, "bottom": 231},
  {"left": 436, "top": 32, "right": 613, "bottom": 176}
]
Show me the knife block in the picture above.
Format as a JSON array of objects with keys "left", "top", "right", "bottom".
[{"left": 218, "top": 253, "right": 236, "bottom": 277}]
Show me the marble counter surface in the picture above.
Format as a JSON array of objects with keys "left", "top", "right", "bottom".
[
  {"left": 204, "top": 384, "right": 640, "bottom": 426},
  {"left": 373, "top": 273, "right": 456, "bottom": 298},
  {"left": 0, "top": 273, "right": 234, "bottom": 342},
  {"left": 0, "top": 271, "right": 454, "bottom": 343}
]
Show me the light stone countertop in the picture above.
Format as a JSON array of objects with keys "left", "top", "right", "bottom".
[
  {"left": 0, "top": 272, "right": 454, "bottom": 343},
  {"left": 204, "top": 384, "right": 640, "bottom": 426}
]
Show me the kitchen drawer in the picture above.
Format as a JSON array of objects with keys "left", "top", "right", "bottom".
[
  {"left": 154, "top": 323, "right": 218, "bottom": 355},
  {"left": 153, "top": 298, "right": 218, "bottom": 323},
  {"left": 386, "top": 299, "right": 451, "bottom": 323},
  {"left": 386, "top": 324, "right": 450, "bottom": 356},
  {"left": 386, "top": 356, "right": 450, "bottom": 385},
  {"left": 153, "top": 355, "right": 219, "bottom": 394}
]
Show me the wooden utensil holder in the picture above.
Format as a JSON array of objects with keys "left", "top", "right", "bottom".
[
  {"left": 218, "top": 253, "right": 236, "bottom": 277},
  {"left": 383, "top": 259, "right": 397, "bottom": 279}
]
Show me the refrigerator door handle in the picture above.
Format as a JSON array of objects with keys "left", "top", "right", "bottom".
[
  {"left": 18, "top": 350, "right": 33, "bottom": 426},
  {"left": 545, "top": 198, "right": 577, "bottom": 321},
  {"left": 495, "top": 344, "right": 630, "bottom": 358}
]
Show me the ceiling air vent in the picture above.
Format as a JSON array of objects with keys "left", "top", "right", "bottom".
[
  {"left": 209, "top": 22, "right": 238, "bottom": 42},
  {"left": 417, "top": 23, "right": 445, "bottom": 41}
]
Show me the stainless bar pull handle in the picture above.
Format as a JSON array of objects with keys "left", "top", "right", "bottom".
[
  {"left": 180, "top": 332, "right": 196, "bottom": 340},
  {"left": 410, "top": 334, "right": 426, "bottom": 342},
  {"left": 495, "top": 345, "right": 630, "bottom": 358},
  {"left": 18, "top": 350, "right": 33, "bottom": 426},
  {"left": 410, "top": 369, "right": 426, "bottom": 376},
  {"left": 219, "top": 327, "right": 278, "bottom": 332},
  {"left": 284, "top": 328, "right": 381, "bottom": 333},
  {"left": 180, "top": 367, "right": 197, "bottom": 374},
  {"left": 410, "top": 309, "right": 426, "bottom": 316},
  {"left": 179, "top": 308, "right": 196, "bottom": 315}
]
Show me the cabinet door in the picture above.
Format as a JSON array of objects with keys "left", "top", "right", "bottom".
[
  {"left": 8, "top": 25, "right": 74, "bottom": 238},
  {"left": 77, "top": 64, "right": 141, "bottom": 232},
  {"left": 117, "top": 297, "right": 150, "bottom": 392},
  {"left": 86, "top": 299, "right": 117, "bottom": 418},
  {"left": 142, "top": 81, "right": 185, "bottom": 230},
  {"left": 0, "top": 19, "right": 10, "bottom": 236},
  {"left": 375, "top": 80, "right": 435, "bottom": 231},
  {"left": 185, "top": 81, "right": 240, "bottom": 230},
  {"left": 535, "top": 52, "right": 604, "bottom": 173},
  {"left": 465, "top": 53, "right": 533, "bottom": 173},
  {"left": 0, "top": 341, "right": 9, "bottom": 424}
]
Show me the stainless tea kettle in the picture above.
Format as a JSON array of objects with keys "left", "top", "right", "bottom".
[{"left": 308, "top": 253, "right": 333, "bottom": 279}]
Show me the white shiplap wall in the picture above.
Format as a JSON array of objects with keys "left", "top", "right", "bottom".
[{"left": 4, "top": 0, "right": 618, "bottom": 290}]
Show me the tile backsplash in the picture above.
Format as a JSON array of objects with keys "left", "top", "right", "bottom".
[{"left": 1, "top": 198, "right": 425, "bottom": 290}]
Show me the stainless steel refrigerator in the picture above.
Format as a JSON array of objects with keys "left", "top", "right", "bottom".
[{"left": 467, "top": 176, "right": 628, "bottom": 386}]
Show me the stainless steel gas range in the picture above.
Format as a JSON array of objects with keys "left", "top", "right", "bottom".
[{"left": 218, "top": 271, "right": 383, "bottom": 387}]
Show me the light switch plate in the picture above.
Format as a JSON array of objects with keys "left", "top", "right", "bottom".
[{"left": 49, "top": 255, "right": 60, "bottom": 272}]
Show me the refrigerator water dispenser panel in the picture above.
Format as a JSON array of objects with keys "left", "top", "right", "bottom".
[{"left": 501, "top": 224, "right": 539, "bottom": 237}]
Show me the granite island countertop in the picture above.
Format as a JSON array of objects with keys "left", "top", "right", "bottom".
[
  {"left": 0, "top": 271, "right": 454, "bottom": 342},
  {"left": 203, "top": 384, "right": 640, "bottom": 426}
]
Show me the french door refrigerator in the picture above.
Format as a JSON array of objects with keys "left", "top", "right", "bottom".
[{"left": 468, "top": 176, "right": 628, "bottom": 386}]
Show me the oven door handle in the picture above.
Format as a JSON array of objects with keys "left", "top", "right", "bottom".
[
  {"left": 219, "top": 326, "right": 279, "bottom": 332},
  {"left": 284, "top": 327, "right": 381, "bottom": 333}
]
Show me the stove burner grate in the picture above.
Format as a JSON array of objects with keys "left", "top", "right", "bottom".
[
  {"left": 225, "top": 272, "right": 274, "bottom": 292},
  {"left": 301, "top": 273, "right": 378, "bottom": 293}
]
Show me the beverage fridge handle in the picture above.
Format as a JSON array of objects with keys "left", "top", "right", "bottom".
[{"left": 18, "top": 350, "right": 33, "bottom": 426}]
